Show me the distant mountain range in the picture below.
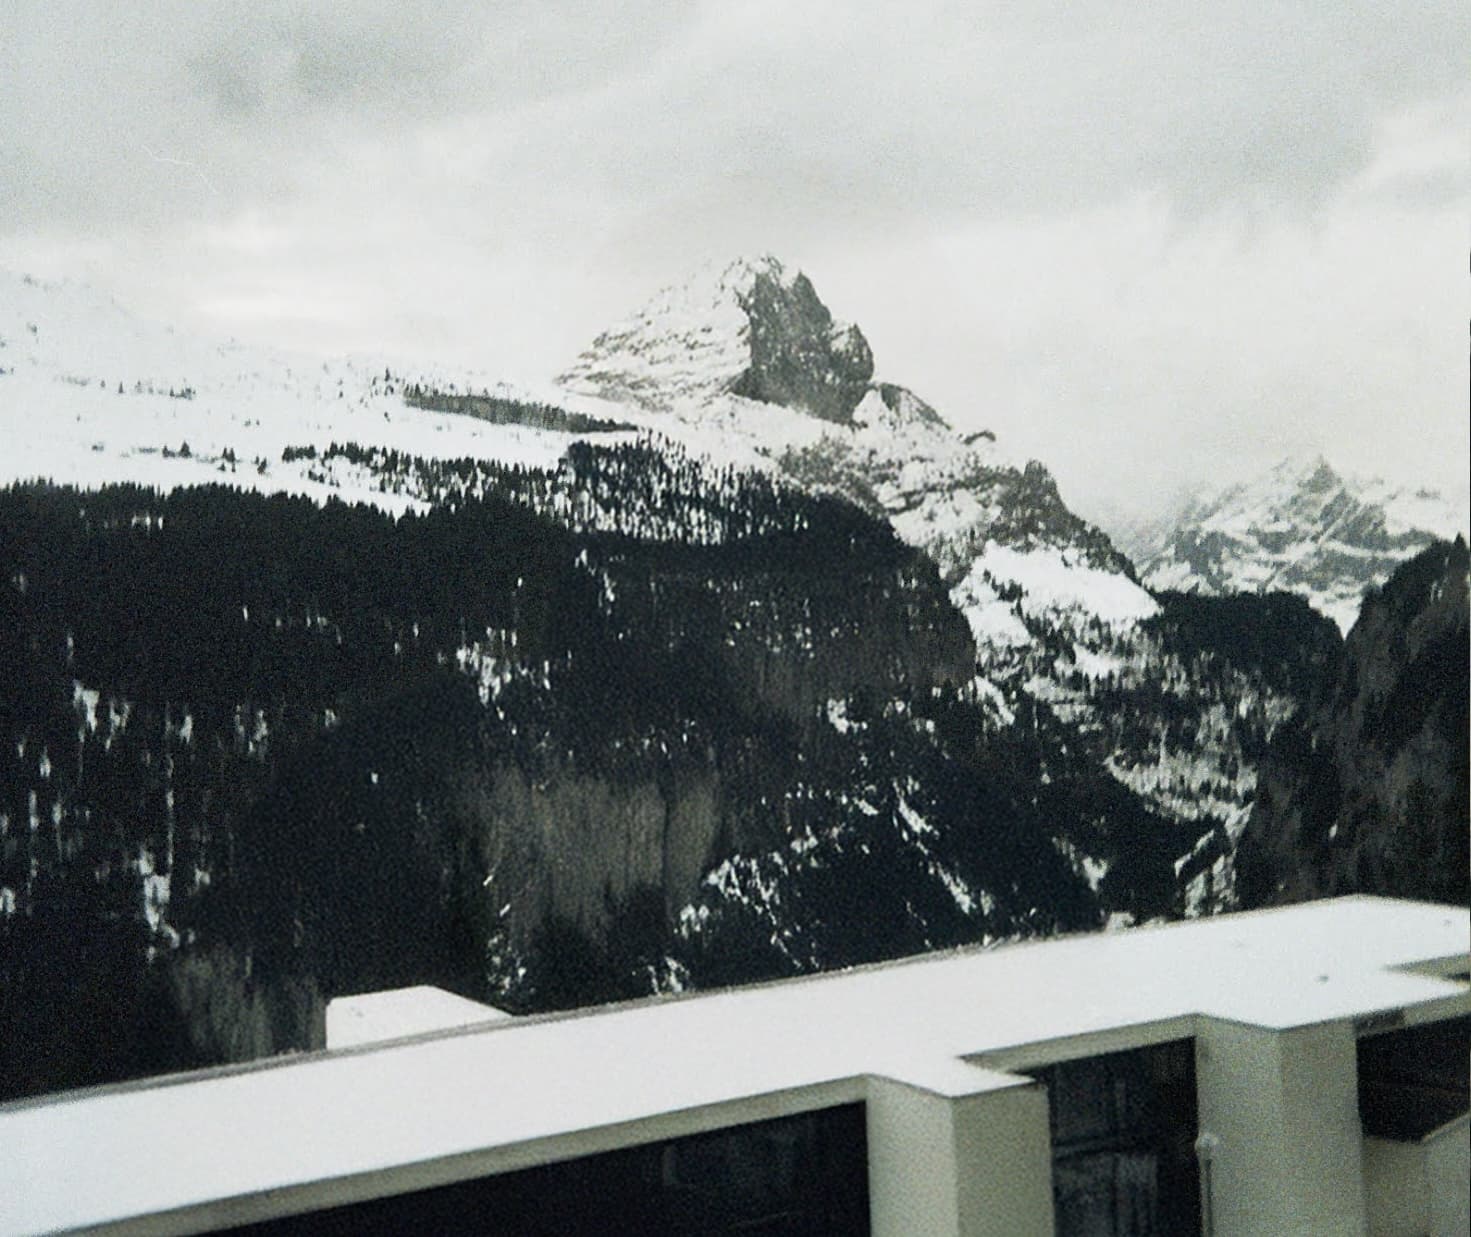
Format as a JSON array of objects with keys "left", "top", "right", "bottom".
[
  {"left": 1, "top": 258, "right": 1461, "bottom": 1100},
  {"left": 1126, "top": 455, "right": 1464, "bottom": 633}
]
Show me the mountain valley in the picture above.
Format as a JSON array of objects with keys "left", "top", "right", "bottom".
[{"left": 0, "top": 259, "right": 1463, "bottom": 1100}]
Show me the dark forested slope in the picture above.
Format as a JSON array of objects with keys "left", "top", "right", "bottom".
[
  {"left": 1, "top": 439, "right": 1402, "bottom": 1102},
  {"left": 1235, "top": 538, "right": 1469, "bottom": 907},
  {"left": 0, "top": 452, "right": 1144, "bottom": 1098}
]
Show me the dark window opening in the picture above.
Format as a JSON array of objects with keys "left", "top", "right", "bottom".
[
  {"left": 1026, "top": 1039, "right": 1201, "bottom": 1237},
  {"left": 1358, "top": 1014, "right": 1470, "bottom": 1142},
  {"left": 220, "top": 1103, "right": 869, "bottom": 1236}
]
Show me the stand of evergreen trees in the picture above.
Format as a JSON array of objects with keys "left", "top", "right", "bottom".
[
  {"left": 0, "top": 462, "right": 997, "bottom": 1099},
  {"left": 4, "top": 438, "right": 1340, "bottom": 1102}
]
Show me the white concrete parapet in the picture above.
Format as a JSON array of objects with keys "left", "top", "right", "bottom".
[
  {"left": 1196, "top": 1017, "right": 1369, "bottom": 1236},
  {"left": 325, "top": 985, "right": 510, "bottom": 1050}
]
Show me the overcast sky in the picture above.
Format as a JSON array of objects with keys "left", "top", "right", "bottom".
[{"left": 3, "top": 1, "right": 1467, "bottom": 525}]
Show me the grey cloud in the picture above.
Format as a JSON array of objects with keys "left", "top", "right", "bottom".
[
  {"left": 1369, "top": 166, "right": 1471, "bottom": 210},
  {"left": 191, "top": 59, "right": 267, "bottom": 119},
  {"left": 491, "top": 0, "right": 1468, "bottom": 244},
  {"left": 184, "top": 4, "right": 492, "bottom": 118},
  {"left": 5, "top": 0, "right": 1465, "bottom": 243},
  {"left": 1, "top": 0, "right": 698, "bottom": 230}
]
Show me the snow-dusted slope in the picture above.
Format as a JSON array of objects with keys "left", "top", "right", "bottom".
[
  {"left": 558, "top": 258, "right": 765, "bottom": 410},
  {"left": 0, "top": 270, "right": 608, "bottom": 511},
  {"left": 1137, "top": 455, "right": 1466, "bottom": 632},
  {"left": 3, "top": 261, "right": 1157, "bottom": 656}
]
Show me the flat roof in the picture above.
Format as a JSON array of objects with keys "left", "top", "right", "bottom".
[{"left": 2, "top": 896, "right": 1466, "bottom": 1235}]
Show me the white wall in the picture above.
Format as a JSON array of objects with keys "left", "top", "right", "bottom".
[
  {"left": 1363, "top": 1136, "right": 1427, "bottom": 1236},
  {"left": 867, "top": 1074, "right": 1055, "bottom": 1237},
  {"left": 1364, "top": 1117, "right": 1469, "bottom": 1237},
  {"left": 953, "top": 1083, "right": 1055, "bottom": 1237},
  {"left": 867, "top": 1076, "right": 963, "bottom": 1235},
  {"left": 1426, "top": 1116, "right": 1470, "bottom": 1237},
  {"left": 1196, "top": 1018, "right": 1368, "bottom": 1237}
]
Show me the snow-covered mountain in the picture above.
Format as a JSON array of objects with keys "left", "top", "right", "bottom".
[
  {"left": 1132, "top": 455, "right": 1466, "bottom": 633},
  {"left": 2, "top": 259, "right": 1330, "bottom": 879},
  {"left": 4, "top": 258, "right": 1153, "bottom": 654},
  {"left": 560, "top": 255, "right": 1154, "bottom": 650},
  {"left": 560, "top": 255, "right": 873, "bottom": 424},
  {"left": 0, "top": 269, "right": 593, "bottom": 510},
  {"left": 556, "top": 256, "right": 1337, "bottom": 915},
  {"left": 1, "top": 258, "right": 1356, "bottom": 1098}
]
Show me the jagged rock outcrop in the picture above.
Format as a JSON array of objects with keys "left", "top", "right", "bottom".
[
  {"left": 1134, "top": 456, "right": 1464, "bottom": 633},
  {"left": 728, "top": 264, "right": 874, "bottom": 422},
  {"left": 560, "top": 255, "right": 873, "bottom": 421},
  {"left": 1235, "top": 538, "right": 1469, "bottom": 907},
  {"left": 166, "top": 944, "right": 324, "bottom": 1064}
]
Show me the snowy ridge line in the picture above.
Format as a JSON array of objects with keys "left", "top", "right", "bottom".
[{"left": 1138, "top": 454, "right": 1466, "bottom": 633}]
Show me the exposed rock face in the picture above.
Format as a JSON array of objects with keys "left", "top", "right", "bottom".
[
  {"left": 468, "top": 757, "right": 723, "bottom": 954},
  {"left": 560, "top": 255, "right": 873, "bottom": 421},
  {"left": 1135, "top": 456, "right": 1465, "bottom": 633},
  {"left": 727, "top": 266, "right": 873, "bottom": 422},
  {"left": 166, "top": 944, "right": 325, "bottom": 1063},
  {"left": 1235, "top": 538, "right": 1470, "bottom": 907}
]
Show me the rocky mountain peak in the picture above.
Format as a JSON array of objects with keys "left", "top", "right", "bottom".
[
  {"left": 1136, "top": 454, "right": 1466, "bottom": 632},
  {"left": 560, "top": 253, "right": 1148, "bottom": 640},
  {"left": 559, "top": 255, "right": 873, "bottom": 422},
  {"left": 727, "top": 259, "right": 873, "bottom": 423},
  {"left": 1300, "top": 455, "right": 1339, "bottom": 494}
]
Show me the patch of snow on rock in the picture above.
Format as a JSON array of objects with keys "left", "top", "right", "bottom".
[{"left": 976, "top": 544, "right": 1158, "bottom": 626}]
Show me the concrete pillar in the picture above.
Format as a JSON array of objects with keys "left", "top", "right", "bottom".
[
  {"left": 1426, "top": 1117, "right": 1470, "bottom": 1237},
  {"left": 1195, "top": 1017, "right": 1367, "bottom": 1237},
  {"left": 867, "top": 1068, "right": 1055, "bottom": 1237}
]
